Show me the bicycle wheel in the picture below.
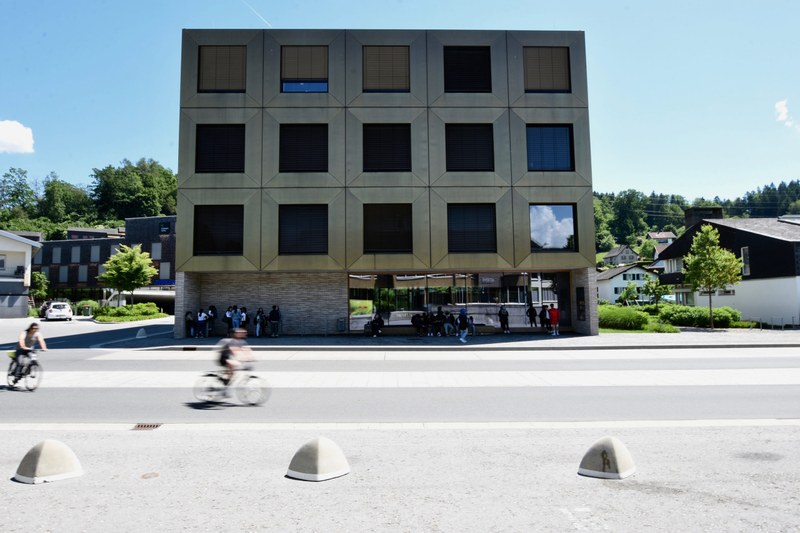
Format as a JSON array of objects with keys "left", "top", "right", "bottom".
[
  {"left": 24, "top": 362, "right": 42, "bottom": 391},
  {"left": 236, "top": 376, "right": 270, "bottom": 406},
  {"left": 194, "top": 374, "right": 225, "bottom": 402},
  {"left": 7, "top": 361, "right": 18, "bottom": 387}
]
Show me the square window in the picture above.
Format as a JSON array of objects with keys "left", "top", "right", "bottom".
[
  {"left": 446, "top": 124, "right": 494, "bottom": 172},
  {"left": 193, "top": 205, "right": 244, "bottom": 256},
  {"left": 529, "top": 204, "right": 577, "bottom": 251},
  {"left": 195, "top": 124, "right": 246, "bottom": 173},
  {"left": 526, "top": 125, "right": 574, "bottom": 171},
  {"left": 281, "top": 46, "right": 328, "bottom": 93},
  {"left": 279, "top": 205, "right": 328, "bottom": 255},
  {"left": 363, "top": 124, "right": 412, "bottom": 172},
  {"left": 363, "top": 204, "right": 413, "bottom": 254},
  {"left": 523, "top": 47, "right": 570, "bottom": 92},
  {"left": 363, "top": 46, "right": 410, "bottom": 92},
  {"left": 443, "top": 46, "right": 492, "bottom": 93},
  {"left": 198, "top": 45, "right": 246, "bottom": 93},
  {"left": 279, "top": 124, "right": 328, "bottom": 172},
  {"left": 447, "top": 204, "right": 496, "bottom": 253}
]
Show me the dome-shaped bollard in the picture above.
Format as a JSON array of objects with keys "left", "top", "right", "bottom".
[
  {"left": 577, "top": 436, "right": 636, "bottom": 480},
  {"left": 14, "top": 439, "right": 84, "bottom": 484},
  {"left": 286, "top": 436, "right": 350, "bottom": 482}
]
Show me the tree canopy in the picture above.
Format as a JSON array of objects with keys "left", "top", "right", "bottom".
[
  {"left": 683, "top": 224, "right": 743, "bottom": 328},
  {"left": 97, "top": 244, "right": 158, "bottom": 304}
]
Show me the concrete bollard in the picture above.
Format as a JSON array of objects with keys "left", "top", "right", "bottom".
[
  {"left": 14, "top": 439, "right": 84, "bottom": 484},
  {"left": 286, "top": 436, "right": 350, "bottom": 482},
  {"left": 577, "top": 436, "right": 636, "bottom": 480}
]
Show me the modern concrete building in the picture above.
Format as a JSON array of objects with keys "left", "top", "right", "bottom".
[{"left": 176, "top": 29, "right": 597, "bottom": 336}]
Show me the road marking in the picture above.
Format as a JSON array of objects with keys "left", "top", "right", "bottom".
[
  {"left": 29, "top": 368, "right": 800, "bottom": 388},
  {"left": 0, "top": 419, "right": 799, "bottom": 431}
]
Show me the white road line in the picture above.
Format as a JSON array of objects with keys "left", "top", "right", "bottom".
[
  {"left": 0, "top": 419, "right": 799, "bottom": 431},
  {"left": 31, "top": 368, "right": 800, "bottom": 388}
]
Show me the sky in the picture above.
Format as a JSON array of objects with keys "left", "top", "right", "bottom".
[{"left": 1, "top": 0, "right": 798, "bottom": 201}]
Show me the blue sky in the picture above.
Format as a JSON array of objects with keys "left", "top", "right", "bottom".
[{"left": 1, "top": 0, "right": 798, "bottom": 200}]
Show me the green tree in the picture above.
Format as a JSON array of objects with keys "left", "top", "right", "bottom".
[
  {"left": 91, "top": 159, "right": 176, "bottom": 220},
  {"left": 29, "top": 270, "right": 49, "bottom": 304},
  {"left": 638, "top": 239, "right": 658, "bottom": 261},
  {"left": 616, "top": 281, "right": 640, "bottom": 305},
  {"left": 37, "top": 174, "right": 95, "bottom": 224},
  {"left": 683, "top": 224, "right": 743, "bottom": 328},
  {"left": 641, "top": 277, "right": 672, "bottom": 309},
  {"left": 0, "top": 167, "right": 37, "bottom": 217},
  {"left": 593, "top": 195, "right": 617, "bottom": 252},
  {"left": 610, "top": 189, "right": 649, "bottom": 245},
  {"left": 97, "top": 244, "right": 158, "bottom": 305}
]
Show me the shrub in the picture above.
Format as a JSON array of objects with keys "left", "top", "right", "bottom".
[
  {"left": 94, "top": 302, "right": 161, "bottom": 318},
  {"left": 659, "top": 305, "right": 742, "bottom": 328},
  {"left": 644, "top": 321, "right": 680, "bottom": 333},
  {"left": 76, "top": 299, "right": 99, "bottom": 316},
  {"left": 598, "top": 305, "right": 649, "bottom": 330}
]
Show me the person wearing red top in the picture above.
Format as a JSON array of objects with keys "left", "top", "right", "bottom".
[{"left": 549, "top": 304, "right": 561, "bottom": 336}]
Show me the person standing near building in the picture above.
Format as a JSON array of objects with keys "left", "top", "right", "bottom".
[
  {"left": 539, "top": 305, "right": 550, "bottom": 334},
  {"left": 549, "top": 303, "right": 561, "bottom": 336},
  {"left": 208, "top": 306, "right": 218, "bottom": 336},
  {"left": 456, "top": 308, "right": 470, "bottom": 343},
  {"left": 498, "top": 305, "right": 510, "bottom": 334},
  {"left": 268, "top": 305, "right": 281, "bottom": 337},
  {"left": 196, "top": 308, "right": 209, "bottom": 338},
  {"left": 526, "top": 303, "right": 538, "bottom": 329},
  {"left": 185, "top": 310, "right": 195, "bottom": 338}
]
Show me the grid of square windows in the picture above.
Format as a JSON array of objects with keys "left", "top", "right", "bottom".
[
  {"left": 523, "top": 47, "right": 570, "bottom": 92},
  {"left": 446, "top": 124, "right": 494, "bottom": 172},
  {"left": 363, "top": 124, "right": 412, "bottom": 172},
  {"left": 443, "top": 46, "right": 492, "bottom": 93},
  {"left": 363, "top": 204, "right": 413, "bottom": 253},
  {"left": 281, "top": 46, "right": 328, "bottom": 93},
  {"left": 279, "top": 205, "right": 328, "bottom": 255},
  {"left": 279, "top": 124, "right": 328, "bottom": 172},
  {"left": 526, "top": 125, "right": 574, "bottom": 171},
  {"left": 363, "top": 46, "right": 410, "bottom": 92},
  {"left": 447, "top": 204, "right": 496, "bottom": 253},
  {"left": 198, "top": 45, "right": 246, "bottom": 93},
  {"left": 195, "top": 124, "right": 246, "bottom": 173},
  {"left": 193, "top": 205, "right": 244, "bottom": 256}
]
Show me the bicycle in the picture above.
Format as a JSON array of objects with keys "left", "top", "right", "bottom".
[
  {"left": 193, "top": 364, "right": 269, "bottom": 406},
  {"left": 7, "top": 350, "right": 43, "bottom": 391}
]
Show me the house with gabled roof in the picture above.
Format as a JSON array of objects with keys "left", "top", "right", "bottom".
[
  {"left": 647, "top": 231, "right": 676, "bottom": 245},
  {"left": 602, "top": 244, "right": 639, "bottom": 266},
  {"left": 659, "top": 215, "right": 800, "bottom": 326},
  {"left": 0, "top": 229, "right": 42, "bottom": 318},
  {"left": 597, "top": 264, "right": 656, "bottom": 304}
]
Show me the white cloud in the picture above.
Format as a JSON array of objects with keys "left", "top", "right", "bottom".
[
  {"left": 0, "top": 120, "right": 34, "bottom": 153},
  {"left": 775, "top": 99, "right": 797, "bottom": 130},
  {"left": 530, "top": 205, "right": 574, "bottom": 249}
]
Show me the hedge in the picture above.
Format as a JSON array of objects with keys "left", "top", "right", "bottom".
[
  {"left": 658, "top": 305, "right": 741, "bottom": 328},
  {"left": 598, "top": 305, "right": 650, "bottom": 330}
]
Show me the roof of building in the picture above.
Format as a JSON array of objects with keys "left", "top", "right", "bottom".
[
  {"left": 647, "top": 231, "right": 677, "bottom": 240},
  {"left": 699, "top": 217, "right": 800, "bottom": 242},
  {"left": 0, "top": 229, "right": 43, "bottom": 249},
  {"left": 603, "top": 245, "right": 636, "bottom": 259},
  {"left": 596, "top": 264, "right": 651, "bottom": 281}
]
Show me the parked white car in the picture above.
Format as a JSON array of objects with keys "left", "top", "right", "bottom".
[{"left": 46, "top": 302, "right": 73, "bottom": 321}]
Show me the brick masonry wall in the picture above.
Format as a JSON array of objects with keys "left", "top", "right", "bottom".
[
  {"left": 175, "top": 271, "right": 349, "bottom": 338},
  {"left": 571, "top": 267, "right": 599, "bottom": 335}
]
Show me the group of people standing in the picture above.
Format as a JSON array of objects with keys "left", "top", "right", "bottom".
[
  {"left": 407, "top": 306, "right": 476, "bottom": 339},
  {"left": 525, "top": 303, "right": 561, "bottom": 336},
  {"left": 184, "top": 304, "right": 282, "bottom": 338}
]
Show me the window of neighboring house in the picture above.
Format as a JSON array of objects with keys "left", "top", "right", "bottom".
[
  {"left": 160, "top": 262, "right": 171, "bottom": 280},
  {"left": 718, "top": 289, "right": 735, "bottom": 296},
  {"left": 90, "top": 245, "right": 100, "bottom": 263},
  {"left": 279, "top": 124, "right": 328, "bottom": 172},
  {"left": 33, "top": 251, "right": 41, "bottom": 265},
  {"left": 281, "top": 46, "right": 328, "bottom": 92},
  {"left": 363, "top": 45, "right": 410, "bottom": 92},
  {"left": 78, "top": 265, "right": 88, "bottom": 282},
  {"left": 71, "top": 246, "right": 80, "bottom": 263},
  {"left": 741, "top": 246, "right": 750, "bottom": 276},
  {"left": 193, "top": 205, "right": 244, "bottom": 256},
  {"left": 526, "top": 125, "right": 575, "bottom": 171},
  {"left": 529, "top": 204, "right": 577, "bottom": 252},
  {"left": 58, "top": 265, "right": 68, "bottom": 283},
  {"left": 363, "top": 124, "right": 412, "bottom": 172},
  {"left": 363, "top": 204, "right": 413, "bottom": 254},
  {"left": 443, "top": 46, "right": 492, "bottom": 93},
  {"left": 523, "top": 46, "right": 571, "bottom": 93},
  {"left": 198, "top": 45, "right": 246, "bottom": 93},
  {"left": 447, "top": 203, "right": 496, "bottom": 253},
  {"left": 40, "top": 266, "right": 49, "bottom": 281},
  {"left": 195, "top": 124, "right": 246, "bottom": 173},
  {"left": 52, "top": 247, "right": 61, "bottom": 264},
  {"left": 0, "top": 255, "right": 4, "bottom": 270},
  {"left": 279, "top": 204, "right": 328, "bottom": 255},
  {"left": 445, "top": 124, "right": 494, "bottom": 172},
  {"left": 151, "top": 242, "right": 162, "bottom": 261}
]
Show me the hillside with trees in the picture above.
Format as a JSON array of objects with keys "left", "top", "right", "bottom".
[{"left": 0, "top": 159, "right": 176, "bottom": 239}]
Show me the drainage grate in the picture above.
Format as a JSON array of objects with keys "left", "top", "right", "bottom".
[{"left": 132, "top": 423, "right": 162, "bottom": 431}]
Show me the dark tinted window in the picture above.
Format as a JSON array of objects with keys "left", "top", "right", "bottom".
[
  {"left": 526, "top": 125, "right": 574, "bottom": 171},
  {"left": 447, "top": 204, "right": 496, "bottom": 253},
  {"left": 363, "top": 124, "right": 412, "bottom": 172},
  {"left": 279, "top": 205, "right": 328, "bottom": 255},
  {"left": 193, "top": 205, "right": 244, "bottom": 256},
  {"left": 279, "top": 124, "right": 328, "bottom": 172},
  {"left": 443, "top": 46, "right": 492, "bottom": 93},
  {"left": 195, "top": 125, "right": 245, "bottom": 173},
  {"left": 364, "top": 204, "right": 413, "bottom": 253},
  {"left": 446, "top": 124, "right": 494, "bottom": 171}
]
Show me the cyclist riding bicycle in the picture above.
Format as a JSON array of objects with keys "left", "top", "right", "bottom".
[
  {"left": 216, "top": 328, "right": 253, "bottom": 385},
  {"left": 13, "top": 322, "right": 47, "bottom": 380}
]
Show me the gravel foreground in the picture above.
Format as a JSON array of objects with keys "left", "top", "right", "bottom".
[{"left": 2, "top": 424, "right": 799, "bottom": 532}]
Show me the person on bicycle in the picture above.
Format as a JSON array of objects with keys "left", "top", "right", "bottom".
[
  {"left": 216, "top": 328, "right": 253, "bottom": 385},
  {"left": 13, "top": 322, "right": 47, "bottom": 380}
]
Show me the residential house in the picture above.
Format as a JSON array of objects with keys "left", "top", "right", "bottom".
[
  {"left": 659, "top": 215, "right": 800, "bottom": 326},
  {"left": 596, "top": 264, "right": 655, "bottom": 304},
  {"left": 0, "top": 229, "right": 42, "bottom": 318},
  {"left": 603, "top": 245, "right": 639, "bottom": 266},
  {"left": 647, "top": 231, "right": 676, "bottom": 245}
]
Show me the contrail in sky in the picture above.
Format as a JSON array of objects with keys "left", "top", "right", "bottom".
[{"left": 241, "top": 0, "right": 273, "bottom": 27}]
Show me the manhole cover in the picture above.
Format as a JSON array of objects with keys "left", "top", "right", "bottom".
[{"left": 132, "top": 423, "right": 162, "bottom": 431}]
